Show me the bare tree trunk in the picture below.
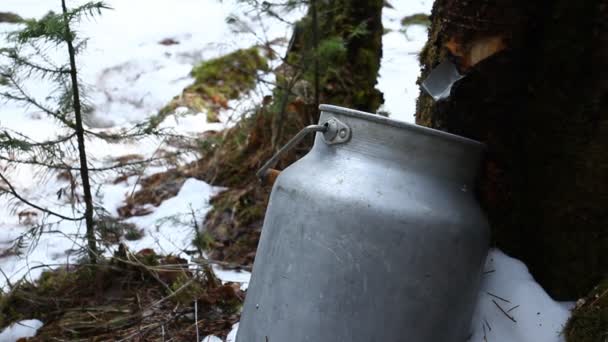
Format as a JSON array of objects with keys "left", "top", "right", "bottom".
[
  {"left": 416, "top": 0, "right": 608, "bottom": 299},
  {"left": 62, "top": 0, "right": 98, "bottom": 263}
]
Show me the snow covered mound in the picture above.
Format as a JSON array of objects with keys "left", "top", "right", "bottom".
[{"left": 471, "top": 249, "right": 573, "bottom": 342}]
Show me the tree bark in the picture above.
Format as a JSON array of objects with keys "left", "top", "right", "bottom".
[
  {"left": 291, "top": 0, "right": 384, "bottom": 112},
  {"left": 416, "top": 0, "right": 608, "bottom": 299},
  {"left": 62, "top": 0, "right": 98, "bottom": 263}
]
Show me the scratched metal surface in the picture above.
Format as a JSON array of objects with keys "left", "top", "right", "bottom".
[{"left": 237, "top": 105, "right": 489, "bottom": 342}]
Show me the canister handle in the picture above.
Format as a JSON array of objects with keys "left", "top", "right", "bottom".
[{"left": 257, "top": 117, "right": 351, "bottom": 181}]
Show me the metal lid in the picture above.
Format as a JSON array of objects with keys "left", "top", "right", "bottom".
[{"left": 319, "top": 104, "right": 484, "bottom": 149}]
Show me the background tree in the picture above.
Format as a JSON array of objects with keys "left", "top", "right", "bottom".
[
  {"left": 284, "top": 0, "right": 384, "bottom": 112},
  {"left": 192, "top": 0, "right": 385, "bottom": 265},
  {"left": 416, "top": 0, "right": 607, "bottom": 302},
  {"left": 0, "top": 1, "right": 110, "bottom": 263}
]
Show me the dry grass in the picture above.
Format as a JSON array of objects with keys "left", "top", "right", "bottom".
[{"left": 0, "top": 246, "right": 243, "bottom": 341}]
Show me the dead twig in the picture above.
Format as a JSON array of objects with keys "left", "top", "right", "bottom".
[
  {"left": 589, "top": 287, "right": 608, "bottom": 307},
  {"left": 486, "top": 291, "right": 511, "bottom": 303},
  {"left": 484, "top": 317, "right": 492, "bottom": 331},
  {"left": 507, "top": 304, "right": 520, "bottom": 313},
  {"left": 492, "top": 299, "right": 517, "bottom": 323}
]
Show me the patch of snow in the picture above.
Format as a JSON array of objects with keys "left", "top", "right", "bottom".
[
  {"left": 203, "top": 249, "right": 574, "bottom": 342},
  {"left": 158, "top": 111, "right": 224, "bottom": 136},
  {"left": 122, "top": 178, "right": 217, "bottom": 256},
  {"left": 212, "top": 266, "right": 251, "bottom": 290},
  {"left": 200, "top": 323, "right": 238, "bottom": 342},
  {"left": 0, "top": 319, "right": 44, "bottom": 342},
  {"left": 201, "top": 323, "right": 239, "bottom": 342},
  {"left": 471, "top": 249, "right": 573, "bottom": 342},
  {"left": 378, "top": 0, "right": 434, "bottom": 122},
  {"left": 226, "top": 323, "right": 239, "bottom": 342}
]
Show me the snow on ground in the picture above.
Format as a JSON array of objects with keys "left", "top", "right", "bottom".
[
  {"left": 102, "top": 177, "right": 217, "bottom": 255},
  {"left": 0, "top": 1, "right": 573, "bottom": 341},
  {"left": 378, "top": 0, "right": 433, "bottom": 123},
  {"left": 0, "top": 320, "right": 43, "bottom": 341},
  {"left": 0, "top": 0, "right": 294, "bottom": 293},
  {"left": 472, "top": 250, "right": 573, "bottom": 342},
  {"left": 203, "top": 323, "right": 239, "bottom": 342},
  {"left": 2, "top": 0, "right": 296, "bottom": 127},
  {"left": 206, "top": 250, "right": 574, "bottom": 342}
]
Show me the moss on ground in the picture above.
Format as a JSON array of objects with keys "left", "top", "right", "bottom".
[
  {"left": 401, "top": 13, "right": 430, "bottom": 28},
  {"left": 190, "top": 47, "right": 268, "bottom": 93},
  {"left": 400, "top": 13, "right": 431, "bottom": 40},
  {"left": 565, "top": 279, "right": 608, "bottom": 342},
  {"left": 152, "top": 47, "right": 269, "bottom": 126},
  {"left": 188, "top": 99, "right": 315, "bottom": 265},
  {"left": 192, "top": 230, "right": 217, "bottom": 251},
  {"left": 187, "top": 0, "right": 385, "bottom": 266},
  {"left": 0, "top": 247, "right": 243, "bottom": 340},
  {"left": 97, "top": 214, "right": 144, "bottom": 244},
  {"left": 123, "top": 1, "right": 385, "bottom": 268},
  {"left": 0, "top": 12, "right": 23, "bottom": 24},
  {"left": 114, "top": 101, "right": 313, "bottom": 266}
]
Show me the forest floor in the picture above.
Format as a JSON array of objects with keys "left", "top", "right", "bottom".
[{"left": 0, "top": 0, "right": 577, "bottom": 341}]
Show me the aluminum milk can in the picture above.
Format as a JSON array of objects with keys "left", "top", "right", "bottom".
[{"left": 236, "top": 104, "right": 490, "bottom": 342}]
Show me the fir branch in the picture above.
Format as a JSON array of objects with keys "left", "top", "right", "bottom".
[
  {"left": 27, "top": 40, "right": 66, "bottom": 72},
  {"left": 0, "top": 153, "right": 176, "bottom": 172},
  {"left": 266, "top": 9, "right": 295, "bottom": 25},
  {"left": 65, "top": 2, "right": 112, "bottom": 22},
  {"left": 83, "top": 123, "right": 180, "bottom": 142},
  {"left": 1, "top": 72, "right": 76, "bottom": 128},
  {"left": 0, "top": 267, "right": 13, "bottom": 290},
  {"left": 0, "top": 131, "right": 34, "bottom": 151},
  {"left": 10, "top": 12, "right": 69, "bottom": 45},
  {"left": 0, "top": 130, "right": 77, "bottom": 175},
  {"left": 19, "top": 132, "right": 76, "bottom": 148},
  {"left": 7, "top": 2, "right": 111, "bottom": 45},
  {"left": 0, "top": 129, "right": 76, "bottom": 150},
  {"left": 0, "top": 172, "right": 85, "bottom": 222},
  {"left": 225, "top": 16, "right": 303, "bottom": 71},
  {"left": 0, "top": 47, "right": 71, "bottom": 77}
]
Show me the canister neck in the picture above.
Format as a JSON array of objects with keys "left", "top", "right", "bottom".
[{"left": 315, "top": 105, "right": 485, "bottom": 185}]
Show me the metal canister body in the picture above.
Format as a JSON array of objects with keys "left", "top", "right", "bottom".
[{"left": 237, "top": 105, "right": 490, "bottom": 342}]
